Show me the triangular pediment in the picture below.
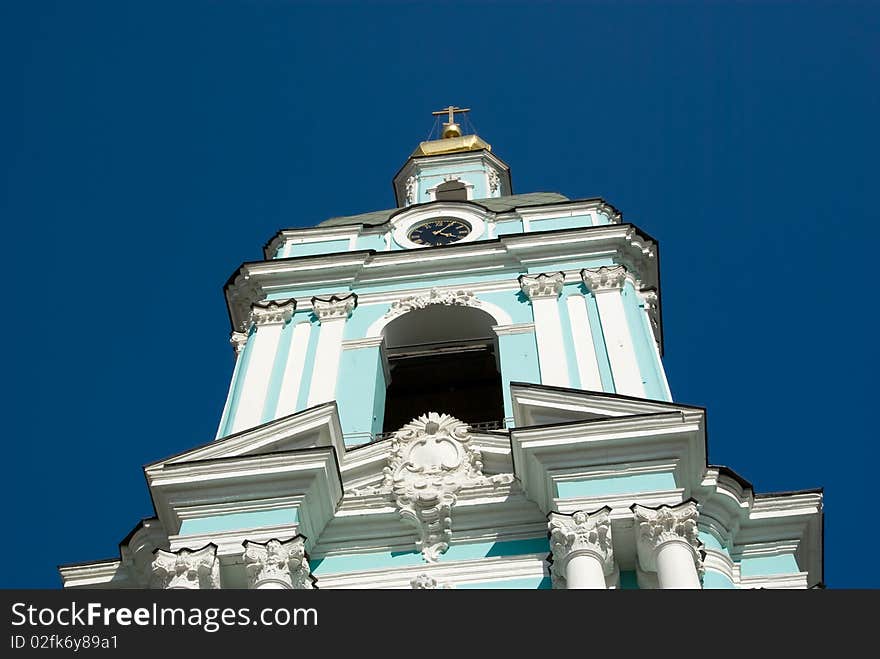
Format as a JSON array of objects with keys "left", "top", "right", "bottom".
[
  {"left": 148, "top": 402, "right": 344, "bottom": 469},
  {"left": 509, "top": 381, "right": 703, "bottom": 428}
]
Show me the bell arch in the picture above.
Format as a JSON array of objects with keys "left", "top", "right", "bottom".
[{"left": 380, "top": 303, "right": 506, "bottom": 433}]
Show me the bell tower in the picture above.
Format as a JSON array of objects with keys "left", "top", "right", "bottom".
[{"left": 393, "top": 105, "right": 512, "bottom": 206}]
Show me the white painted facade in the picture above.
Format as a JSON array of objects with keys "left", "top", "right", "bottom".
[{"left": 60, "top": 125, "right": 823, "bottom": 590}]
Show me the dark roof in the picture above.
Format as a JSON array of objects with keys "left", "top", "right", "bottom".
[{"left": 317, "top": 192, "right": 570, "bottom": 228}]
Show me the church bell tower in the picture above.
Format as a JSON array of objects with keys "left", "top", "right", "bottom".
[{"left": 60, "top": 109, "right": 823, "bottom": 591}]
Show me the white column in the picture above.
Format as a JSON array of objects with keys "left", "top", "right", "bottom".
[
  {"left": 634, "top": 501, "right": 703, "bottom": 589},
  {"left": 242, "top": 537, "right": 314, "bottom": 590},
  {"left": 581, "top": 266, "right": 645, "bottom": 398},
  {"left": 275, "top": 321, "right": 312, "bottom": 418},
  {"left": 548, "top": 508, "right": 614, "bottom": 589},
  {"left": 519, "top": 272, "right": 569, "bottom": 388},
  {"left": 229, "top": 299, "right": 296, "bottom": 433},
  {"left": 566, "top": 294, "right": 603, "bottom": 391},
  {"left": 152, "top": 545, "right": 220, "bottom": 590},
  {"left": 307, "top": 293, "right": 357, "bottom": 406}
]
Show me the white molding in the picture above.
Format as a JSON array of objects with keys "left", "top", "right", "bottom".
[
  {"left": 492, "top": 322, "right": 535, "bottom": 336},
  {"left": 275, "top": 321, "right": 312, "bottom": 418},
  {"left": 519, "top": 273, "right": 569, "bottom": 388}
]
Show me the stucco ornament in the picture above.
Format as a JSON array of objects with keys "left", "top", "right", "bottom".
[
  {"left": 242, "top": 537, "right": 314, "bottom": 589},
  {"left": 405, "top": 176, "right": 417, "bottom": 204},
  {"left": 548, "top": 508, "right": 614, "bottom": 588},
  {"left": 385, "top": 288, "right": 479, "bottom": 320},
  {"left": 487, "top": 167, "right": 500, "bottom": 194},
  {"left": 383, "top": 413, "right": 492, "bottom": 562},
  {"left": 633, "top": 501, "right": 704, "bottom": 577},
  {"left": 410, "top": 573, "right": 454, "bottom": 589},
  {"left": 151, "top": 545, "right": 220, "bottom": 590}
]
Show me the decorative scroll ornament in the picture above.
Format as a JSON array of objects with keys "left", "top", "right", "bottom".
[
  {"left": 633, "top": 501, "right": 704, "bottom": 576},
  {"left": 581, "top": 265, "right": 628, "bottom": 292},
  {"left": 548, "top": 508, "right": 614, "bottom": 587},
  {"left": 249, "top": 299, "right": 296, "bottom": 327},
  {"left": 383, "top": 413, "right": 501, "bottom": 562},
  {"left": 637, "top": 288, "right": 661, "bottom": 347},
  {"left": 230, "top": 330, "right": 249, "bottom": 355},
  {"left": 519, "top": 272, "right": 565, "bottom": 300},
  {"left": 487, "top": 167, "right": 500, "bottom": 194},
  {"left": 242, "top": 537, "right": 314, "bottom": 589},
  {"left": 151, "top": 545, "right": 219, "bottom": 590},
  {"left": 385, "top": 288, "right": 479, "bottom": 320},
  {"left": 410, "top": 573, "right": 454, "bottom": 589},
  {"left": 312, "top": 293, "right": 357, "bottom": 322},
  {"left": 405, "top": 176, "right": 417, "bottom": 204}
]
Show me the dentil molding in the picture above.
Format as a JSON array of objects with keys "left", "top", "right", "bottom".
[{"left": 151, "top": 544, "right": 220, "bottom": 590}]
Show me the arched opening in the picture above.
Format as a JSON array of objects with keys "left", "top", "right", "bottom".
[
  {"left": 435, "top": 180, "right": 468, "bottom": 201},
  {"left": 381, "top": 305, "right": 505, "bottom": 433}
]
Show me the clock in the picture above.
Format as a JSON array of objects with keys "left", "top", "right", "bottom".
[{"left": 407, "top": 218, "right": 472, "bottom": 246}]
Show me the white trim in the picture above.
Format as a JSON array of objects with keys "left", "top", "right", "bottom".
[
  {"left": 492, "top": 322, "right": 536, "bottom": 336},
  {"left": 566, "top": 294, "right": 603, "bottom": 391},
  {"left": 531, "top": 296, "right": 570, "bottom": 387}
]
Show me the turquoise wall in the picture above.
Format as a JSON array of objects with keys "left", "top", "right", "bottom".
[
  {"left": 294, "top": 316, "right": 321, "bottom": 412},
  {"left": 494, "top": 219, "right": 523, "bottom": 236},
  {"left": 703, "top": 571, "right": 737, "bottom": 589},
  {"left": 343, "top": 303, "right": 390, "bottom": 340},
  {"left": 739, "top": 554, "right": 800, "bottom": 577},
  {"left": 416, "top": 162, "right": 490, "bottom": 207},
  {"left": 556, "top": 472, "right": 677, "bottom": 498},
  {"left": 311, "top": 537, "right": 549, "bottom": 575},
  {"left": 260, "top": 317, "right": 295, "bottom": 422},
  {"left": 179, "top": 507, "right": 299, "bottom": 535},
  {"left": 529, "top": 214, "right": 592, "bottom": 232},
  {"left": 498, "top": 331, "right": 541, "bottom": 425},
  {"left": 356, "top": 234, "right": 386, "bottom": 252},
  {"left": 337, "top": 345, "right": 387, "bottom": 445},
  {"left": 289, "top": 239, "right": 350, "bottom": 257},
  {"left": 584, "top": 292, "right": 616, "bottom": 393}
]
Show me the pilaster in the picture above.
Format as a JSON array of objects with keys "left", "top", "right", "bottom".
[
  {"left": 581, "top": 266, "right": 645, "bottom": 397},
  {"left": 307, "top": 293, "right": 358, "bottom": 406},
  {"left": 519, "top": 272, "right": 569, "bottom": 387},
  {"left": 229, "top": 299, "right": 296, "bottom": 433}
]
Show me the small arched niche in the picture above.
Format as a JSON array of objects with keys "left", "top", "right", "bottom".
[
  {"left": 381, "top": 305, "right": 505, "bottom": 433},
  {"left": 434, "top": 180, "right": 468, "bottom": 201}
]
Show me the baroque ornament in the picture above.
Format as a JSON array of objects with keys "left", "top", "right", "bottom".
[
  {"left": 410, "top": 573, "right": 453, "bottom": 589},
  {"left": 151, "top": 545, "right": 220, "bottom": 590},
  {"left": 405, "top": 176, "right": 417, "bottom": 204},
  {"left": 385, "top": 288, "right": 479, "bottom": 320},
  {"left": 548, "top": 508, "right": 614, "bottom": 587},
  {"left": 242, "top": 537, "right": 314, "bottom": 589},
  {"left": 229, "top": 330, "right": 249, "bottom": 355},
  {"left": 487, "top": 167, "right": 500, "bottom": 194},
  {"left": 249, "top": 299, "right": 296, "bottom": 327},
  {"left": 312, "top": 293, "right": 358, "bottom": 322},
  {"left": 633, "top": 501, "right": 704, "bottom": 576},
  {"left": 382, "top": 413, "right": 503, "bottom": 562},
  {"left": 581, "top": 265, "right": 628, "bottom": 292},
  {"left": 519, "top": 272, "right": 565, "bottom": 300}
]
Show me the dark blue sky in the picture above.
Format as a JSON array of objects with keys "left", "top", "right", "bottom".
[{"left": 2, "top": 2, "right": 876, "bottom": 588}]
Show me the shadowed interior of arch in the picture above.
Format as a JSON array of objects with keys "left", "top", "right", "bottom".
[{"left": 381, "top": 305, "right": 505, "bottom": 432}]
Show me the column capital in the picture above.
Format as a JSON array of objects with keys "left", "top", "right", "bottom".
[
  {"left": 151, "top": 544, "right": 219, "bottom": 590},
  {"left": 633, "top": 501, "right": 703, "bottom": 573},
  {"left": 312, "top": 293, "right": 358, "bottom": 322},
  {"left": 249, "top": 298, "right": 296, "bottom": 327},
  {"left": 519, "top": 272, "right": 565, "bottom": 300},
  {"left": 242, "top": 536, "right": 314, "bottom": 589},
  {"left": 548, "top": 508, "right": 614, "bottom": 577},
  {"left": 230, "top": 330, "right": 249, "bottom": 355},
  {"left": 581, "top": 265, "right": 629, "bottom": 292},
  {"left": 410, "top": 573, "right": 453, "bottom": 589}
]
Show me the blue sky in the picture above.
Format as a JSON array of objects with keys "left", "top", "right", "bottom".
[{"left": 1, "top": 1, "right": 876, "bottom": 588}]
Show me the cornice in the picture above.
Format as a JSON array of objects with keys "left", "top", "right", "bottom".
[{"left": 225, "top": 223, "right": 661, "bottom": 332}]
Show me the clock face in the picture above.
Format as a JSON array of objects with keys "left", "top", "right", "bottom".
[{"left": 407, "top": 218, "right": 472, "bottom": 246}]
